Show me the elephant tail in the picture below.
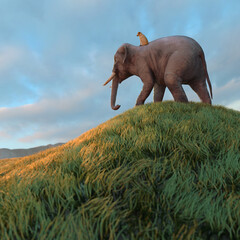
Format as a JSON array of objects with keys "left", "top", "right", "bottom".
[{"left": 200, "top": 52, "right": 213, "bottom": 99}]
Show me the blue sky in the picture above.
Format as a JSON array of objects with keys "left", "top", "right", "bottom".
[{"left": 0, "top": 0, "right": 239, "bottom": 149}]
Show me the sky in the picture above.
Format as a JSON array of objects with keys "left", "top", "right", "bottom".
[{"left": 0, "top": 0, "right": 239, "bottom": 149}]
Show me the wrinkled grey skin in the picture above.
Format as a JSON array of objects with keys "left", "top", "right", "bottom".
[{"left": 104, "top": 36, "right": 212, "bottom": 110}]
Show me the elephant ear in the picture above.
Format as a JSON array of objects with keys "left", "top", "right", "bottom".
[{"left": 118, "top": 45, "right": 128, "bottom": 64}]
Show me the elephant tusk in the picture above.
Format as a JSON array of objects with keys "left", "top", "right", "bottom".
[{"left": 103, "top": 72, "right": 116, "bottom": 86}]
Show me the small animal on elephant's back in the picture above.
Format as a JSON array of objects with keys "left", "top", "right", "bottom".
[{"left": 137, "top": 32, "right": 149, "bottom": 46}]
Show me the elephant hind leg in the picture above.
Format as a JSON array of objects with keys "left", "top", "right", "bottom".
[
  {"left": 153, "top": 83, "right": 166, "bottom": 102},
  {"left": 164, "top": 73, "right": 188, "bottom": 103},
  {"left": 189, "top": 79, "right": 212, "bottom": 104}
]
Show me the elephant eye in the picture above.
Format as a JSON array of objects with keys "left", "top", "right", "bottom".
[{"left": 113, "top": 65, "right": 118, "bottom": 74}]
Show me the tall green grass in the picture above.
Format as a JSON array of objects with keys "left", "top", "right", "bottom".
[{"left": 0, "top": 101, "right": 239, "bottom": 239}]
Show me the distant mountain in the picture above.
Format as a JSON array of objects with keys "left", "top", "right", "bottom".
[{"left": 0, "top": 143, "right": 64, "bottom": 159}]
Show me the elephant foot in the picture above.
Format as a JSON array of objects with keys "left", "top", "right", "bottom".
[{"left": 135, "top": 103, "right": 144, "bottom": 108}]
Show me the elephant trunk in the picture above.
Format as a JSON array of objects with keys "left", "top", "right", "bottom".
[{"left": 111, "top": 78, "right": 120, "bottom": 110}]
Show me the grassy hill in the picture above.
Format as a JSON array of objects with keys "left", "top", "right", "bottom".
[{"left": 0, "top": 102, "right": 239, "bottom": 240}]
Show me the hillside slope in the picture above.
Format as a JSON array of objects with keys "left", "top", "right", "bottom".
[{"left": 0, "top": 102, "right": 239, "bottom": 240}]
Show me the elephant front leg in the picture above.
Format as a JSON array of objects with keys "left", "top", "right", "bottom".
[
  {"left": 154, "top": 83, "right": 166, "bottom": 102},
  {"left": 136, "top": 82, "right": 154, "bottom": 106}
]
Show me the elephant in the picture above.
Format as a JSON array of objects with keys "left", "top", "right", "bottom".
[{"left": 103, "top": 35, "right": 213, "bottom": 110}]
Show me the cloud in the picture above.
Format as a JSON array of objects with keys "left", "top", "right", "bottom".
[
  {"left": 227, "top": 100, "right": 240, "bottom": 112},
  {"left": 0, "top": 84, "right": 114, "bottom": 147},
  {"left": 213, "top": 77, "right": 240, "bottom": 105},
  {"left": 18, "top": 121, "right": 93, "bottom": 144},
  {"left": 0, "top": 85, "right": 97, "bottom": 125},
  {"left": 0, "top": 0, "right": 239, "bottom": 148},
  {"left": 0, "top": 130, "right": 11, "bottom": 139},
  {"left": 0, "top": 45, "right": 23, "bottom": 72}
]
